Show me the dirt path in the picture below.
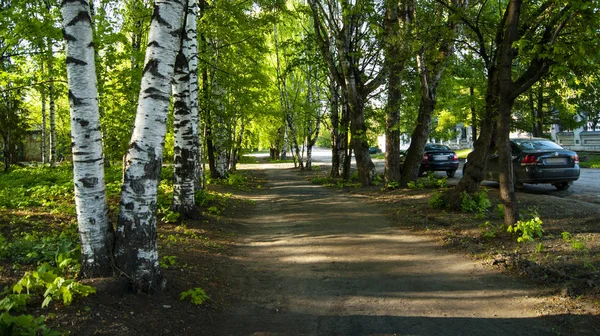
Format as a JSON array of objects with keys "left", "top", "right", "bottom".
[{"left": 211, "top": 164, "right": 558, "bottom": 335}]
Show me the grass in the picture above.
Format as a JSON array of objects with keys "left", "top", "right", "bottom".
[
  {"left": 455, "top": 148, "right": 472, "bottom": 159},
  {"left": 577, "top": 152, "right": 600, "bottom": 168}
]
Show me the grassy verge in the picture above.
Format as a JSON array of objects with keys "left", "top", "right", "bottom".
[
  {"left": 577, "top": 152, "right": 600, "bottom": 168},
  {"left": 0, "top": 164, "right": 252, "bottom": 334}
]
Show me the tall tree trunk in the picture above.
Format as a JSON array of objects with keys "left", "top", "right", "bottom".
[
  {"left": 41, "top": 84, "right": 47, "bottom": 164},
  {"left": 184, "top": 0, "right": 202, "bottom": 190},
  {"left": 533, "top": 81, "right": 544, "bottom": 137},
  {"left": 115, "top": 0, "right": 185, "bottom": 292},
  {"left": 205, "top": 113, "right": 219, "bottom": 179},
  {"left": 496, "top": 0, "right": 522, "bottom": 226},
  {"left": 172, "top": 0, "right": 201, "bottom": 219},
  {"left": 470, "top": 86, "right": 477, "bottom": 143},
  {"left": 347, "top": 91, "right": 374, "bottom": 185},
  {"left": 211, "top": 82, "right": 229, "bottom": 178},
  {"left": 172, "top": 50, "right": 200, "bottom": 219},
  {"left": 383, "top": 0, "right": 412, "bottom": 186},
  {"left": 329, "top": 76, "right": 340, "bottom": 177},
  {"left": 61, "top": 0, "right": 113, "bottom": 277},
  {"left": 340, "top": 98, "right": 351, "bottom": 180},
  {"left": 48, "top": 64, "right": 57, "bottom": 167},
  {"left": 443, "top": 68, "right": 499, "bottom": 209}
]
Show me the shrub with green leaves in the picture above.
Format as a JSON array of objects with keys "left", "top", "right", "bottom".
[
  {"left": 12, "top": 263, "right": 96, "bottom": 308},
  {"left": 460, "top": 188, "right": 491, "bottom": 214},
  {"left": 428, "top": 192, "right": 445, "bottom": 209},
  {"left": 0, "top": 312, "right": 60, "bottom": 336},
  {"left": 180, "top": 288, "right": 210, "bottom": 305},
  {"left": 507, "top": 216, "right": 544, "bottom": 243}
]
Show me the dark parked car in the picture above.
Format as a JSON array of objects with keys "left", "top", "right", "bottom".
[
  {"left": 369, "top": 147, "right": 382, "bottom": 154},
  {"left": 400, "top": 143, "right": 459, "bottom": 177},
  {"left": 464, "top": 138, "right": 580, "bottom": 190}
]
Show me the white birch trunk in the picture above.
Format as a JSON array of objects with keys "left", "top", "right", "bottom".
[
  {"left": 171, "top": 1, "right": 200, "bottom": 219},
  {"left": 115, "top": 0, "right": 185, "bottom": 292},
  {"left": 183, "top": 0, "right": 202, "bottom": 190},
  {"left": 211, "top": 75, "right": 229, "bottom": 177},
  {"left": 41, "top": 84, "right": 47, "bottom": 164},
  {"left": 61, "top": 0, "right": 113, "bottom": 277}
]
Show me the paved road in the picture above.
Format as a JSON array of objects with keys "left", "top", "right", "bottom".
[{"left": 304, "top": 147, "right": 600, "bottom": 206}]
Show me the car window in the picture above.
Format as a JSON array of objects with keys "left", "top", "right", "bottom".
[
  {"left": 424, "top": 144, "right": 451, "bottom": 151},
  {"left": 513, "top": 139, "right": 563, "bottom": 151}
]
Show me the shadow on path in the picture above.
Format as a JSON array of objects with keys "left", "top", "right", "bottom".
[{"left": 210, "top": 164, "right": 599, "bottom": 336}]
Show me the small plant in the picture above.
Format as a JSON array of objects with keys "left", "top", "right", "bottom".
[
  {"left": 12, "top": 263, "right": 96, "bottom": 308},
  {"left": 571, "top": 240, "right": 586, "bottom": 251},
  {"left": 407, "top": 180, "right": 425, "bottom": 190},
  {"left": 536, "top": 243, "right": 544, "bottom": 253},
  {"left": 428, "top": 192, "right": 445, "bottom": 209},
  {"left": 425, "top": 172, "right": 448, "bottom": 188},
  {"left": 160, "top": 255, "right": 178, "bottom": 269},
  {"left": 507, "top": 215, "right": 544, "bottom": 243},
  {"left": 0, "top": 312, "right": 60, "bottom": 336},
  {"left": 372, "top": 174, "right": 383, "bottom": 186},
  {"left": 561, "top": 231, "right": 572, "bottom": 241},
  {"left": 478, "top": 221, "right": 497, "bottom": 239},
  {"left": 460, "top": 188, "right": 491, "bottom": 215},
  {"left": 180, "top": 288, "right": 210, "bottom": 305},
  {"left": 495, "top": 204, "right": 505, "bottom": 219},
  {"left": 386, "top": 181, "right": 400, "bottom": 189}
]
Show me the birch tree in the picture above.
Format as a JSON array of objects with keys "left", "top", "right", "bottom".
[
  {"left": 115, "top": 0, "right": 185, "bottom": 292},
  {"left": 61, "top": 0, "right": 113, "bottom": 277},
  {"left": 172, "top": 0, "right": 201, "bottom": 219}
]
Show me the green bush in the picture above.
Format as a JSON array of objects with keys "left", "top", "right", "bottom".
[
  {"left": 428, "top": 192, "right": 445, "bottom": 209},
  {"left": 460, "top": 188, "right": 491, "bottom": 214},
  {"left": 507, "top": 216, "right": 544, "bottom": 243},
  {"left": 0, "top": 312, "right": 60, "bottom": 336}
]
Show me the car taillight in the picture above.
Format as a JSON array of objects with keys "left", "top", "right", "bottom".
[
  {"left": 521, "top": 154, "right": 537, "bottom": 166},
  {"left": 573, "top": 155, "right": 579, "bottom": 164},
  {"left": 423, "top": 154, "right": 429, "bottom": 162},
  {"left": 452, "top": 153, "right": 458, "bottom": 161}
]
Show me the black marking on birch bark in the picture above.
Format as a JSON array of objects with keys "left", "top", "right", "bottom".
[
  {"left": 128, "top": 141, "right": 142, "bottom": 151},
  {"left": 71, "top": 142, "right": 76, "bottom": 148},
  {"left": 130, "top": 179, "right": 145, "bottom": 195},
  {"left": 88, "top": 217, "right": 96, "bottom": 225},
  {"left": 73, "top": 158, "right": 102, "bottom": 164},
  {"left": 152, "top": 5, "right": 172, "bottom": 28},
  {"left": 124, "top": 202, "right": 134, "bottom": 210},
  {"left": 143, "top": 158, "right": 161, "bottom": 180},
  {"left": 147, "top": 41, "right": 161, "bottom": 48},
  {"left": 67, "top": 10, "right": 92, "bottom": 27},
  {"left": 175, "top": 53, "right": 188, "bottom": 71},
  {"left": 77, "top": 119, "right": 90, "bottom": 127},
  {"left": 170, "top": 28, "right": 183, "bottom": 38},
  {"left": 142, "top": 59, "right": 166, "bottom": 79},
  {"left": 88, "top": 41, "right": 95, "bottom": 48},
  {"left": 79, "top": 177, "right": 98, "bottom": 188},
  {"left": 66, "top": 56, "right": 88, "bottom": 66},
  {"left": 73, "top": 151, "right": 93, "bottom": 156},
  {"left": 68, "top": 90, "right": 84, "bottom": 106},
  {"left": 62, "top": 29, "right": 77, "bottom": 41}
]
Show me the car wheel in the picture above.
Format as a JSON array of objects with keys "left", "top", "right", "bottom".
[
  {"left": 447, "top": 170, "right": 456, "bottom": 178},
  {"left": 553, "top": 182, "right": 570, "bottom": 191}
]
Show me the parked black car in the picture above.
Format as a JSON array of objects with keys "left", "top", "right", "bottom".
[
  {"left": 464, "top": 138, "right": 580, "bottom": 190},
  {"left": 400, "top": 143, "right": 459, "bottom": 177},
  {"left": 369, "top": 147, "right": 382, "bottom": 154}
]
